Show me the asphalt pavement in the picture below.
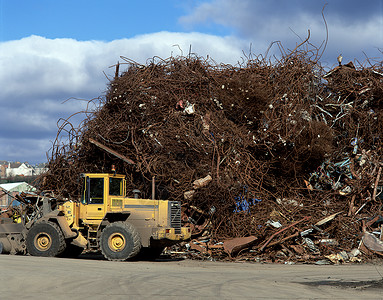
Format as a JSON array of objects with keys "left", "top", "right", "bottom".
[{"left": 0, "top": 254, "right": 382, "bottom": 299}]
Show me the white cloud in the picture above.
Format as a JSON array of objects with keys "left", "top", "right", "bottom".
[
  {"left": 0, "top": 36, "right": 106, "bottom": 98},
  {"left": 0, "top": 33, "right": 244, "bottom": 96}
]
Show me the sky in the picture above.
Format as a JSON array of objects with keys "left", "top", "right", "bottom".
[{"left": 0, "top": 0, "right": 382, "bottom": 164}]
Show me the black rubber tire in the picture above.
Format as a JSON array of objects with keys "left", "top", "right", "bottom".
[
  {"left": 100, "top": 222, "right": 141, "bottom": 261},
  {"left": 26, "top": 221, "right": 66, "bottom": 257},
  {"left": 59, "top": 244, "right": 84, "bottom": 258}
]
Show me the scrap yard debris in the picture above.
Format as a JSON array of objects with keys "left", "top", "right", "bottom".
[{"left": 31, "top": 41, "right": 383, "bottom": 263}]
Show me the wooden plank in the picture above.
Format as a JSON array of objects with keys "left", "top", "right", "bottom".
[{"left": 89, "top": 138, "right": 135, "bottom": 165}]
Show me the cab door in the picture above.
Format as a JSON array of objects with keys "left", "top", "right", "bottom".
[{"left": 84, "top": 176, "right": 105, "bottom": 219}]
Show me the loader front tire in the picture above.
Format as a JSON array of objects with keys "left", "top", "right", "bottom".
[
  {"left": 100, "top": 222, "right": 141, "bottom": 261},
  {"left": 26, "top": 221, "right": 66, "bottom": 257}
]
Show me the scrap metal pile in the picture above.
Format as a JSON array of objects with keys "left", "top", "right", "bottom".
[{"left": 41, "top": 44, "right": 383, "bottom": 263}]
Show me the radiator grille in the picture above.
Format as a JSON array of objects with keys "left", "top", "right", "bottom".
[
  {"left": 170, "top": 201, "right": 181, "bottom": 234},
  {"left": 111, "top": 198, "right": 123, "bottom": 208}
]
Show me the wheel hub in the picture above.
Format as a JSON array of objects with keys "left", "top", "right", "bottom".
[
  {"left": 34, "top": 233, "right": 52, "bottom": 251},
  {"left": 108, "top": 233, "right": 126, "bottom": 252}
]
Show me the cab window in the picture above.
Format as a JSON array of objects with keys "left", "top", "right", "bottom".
[
  {"left": 88, "top": 177, "right": 104, "bottom": 204},
  {"left": 109, "top": 177, "right": 123, "bottom": 196}
]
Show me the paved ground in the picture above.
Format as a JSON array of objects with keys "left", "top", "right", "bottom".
[{"left": 0, "top": 254, "right": 382, "bottom": 299}]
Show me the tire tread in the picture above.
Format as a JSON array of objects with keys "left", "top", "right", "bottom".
[
  {"left": 100, "top": 221, "right": 141, "bottom": 261},
  {"left": 26, "top": 221, "right": 66, "bottom": 257}
]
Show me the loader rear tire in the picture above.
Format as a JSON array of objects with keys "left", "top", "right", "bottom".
[
  {"left": 100, "top": 222, "right": 141, "bottom": 261},
  {"left": 26, "top": 221, "right": 66, "bottom": 257}
]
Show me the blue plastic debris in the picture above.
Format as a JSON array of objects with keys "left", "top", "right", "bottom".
[{"left": 233, "top": 187, "right": 261, "bottom": 213}]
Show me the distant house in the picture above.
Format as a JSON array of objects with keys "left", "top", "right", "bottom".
[
  {"left": 0, "top": 161, "right": 21, "bottom": 178},
  {"left": 1, "top": 162, "right": 48, "bottom": 178},
  {"left": 0, "top": 182, "right": 36, "bottom": 209},
  {"left": 6, "top": 162, "right": 33, "bottom": 177}
]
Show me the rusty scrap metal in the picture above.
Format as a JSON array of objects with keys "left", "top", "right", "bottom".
[
  {"left": 259, "top": 216, "right": 311, "bottom": 252},
  {"left": 35, "top": 37, "right": 383, "bottom": 263},
  {"left": 223, "top": 236, "right": 257, "bottom": 256}
]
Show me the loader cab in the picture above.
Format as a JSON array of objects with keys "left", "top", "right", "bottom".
[{"left": 80, "top": 173, "right": 126, "bottom": 219}]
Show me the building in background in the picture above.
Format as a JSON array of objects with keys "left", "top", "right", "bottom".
[
  {"left": 0, "top": 182, "right": 36, "bottom": 209},
  {"left": 0, "top": 161, "right": 47, "bottom": 179}
]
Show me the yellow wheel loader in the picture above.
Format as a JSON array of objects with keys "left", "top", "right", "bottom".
[{"left": 0, "top": 172, "right": 191, "bottom": 261}]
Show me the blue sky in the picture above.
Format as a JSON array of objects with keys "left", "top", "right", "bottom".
[
  {"left": 0, "top": 0, "right": 382, "bottom": 164},
  {"left": 0, "top": 0, "right": 232, "bottom": 41}
]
